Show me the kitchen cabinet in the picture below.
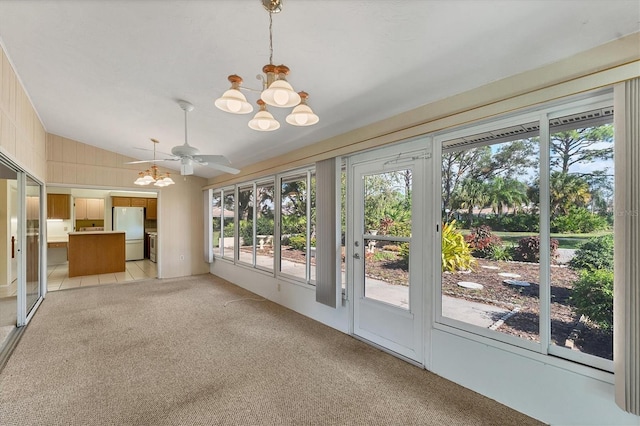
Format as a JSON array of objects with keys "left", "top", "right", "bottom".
[
  {"left": 75, "top": 198, "right": 104, "bottom": 220},
  {"left": 130, "top": 197, "right": 147, "bottom": 207},
  {"left": 47, "top": 194, "right": 71, "bottom": 219},
  {"left": 146, "top": 198, "right": 157, "bottom": 219},
  {"left": 112, "top": 197, "right": 131, "bottom": 207}
]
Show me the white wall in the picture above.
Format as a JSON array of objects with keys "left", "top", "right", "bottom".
[
  {"left": 430, "top": 330, "right": 639, "bottom": 425},
  {"left": 211, "top": 260, "right": 349, "bottom": 333}
]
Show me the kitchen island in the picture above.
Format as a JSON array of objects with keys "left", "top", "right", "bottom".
[{"left": 68, "top": 231, "right": 126, "bottom": 277}]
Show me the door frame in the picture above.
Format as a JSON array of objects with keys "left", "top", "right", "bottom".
[{"left": 346, "top": 137, "right": 433, "bottom": 365}]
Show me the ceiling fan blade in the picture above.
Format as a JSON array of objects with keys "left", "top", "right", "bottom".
[
  {"left": 193, "top": 154, "right": 232, "bottom": 165},
  {"left": 133, "top": 147, "right": 174, "bottom": 157},
  {"left": 193, "top": 155, "right": 240, "bottom": 174},
  {"left": 203, "top": 162, "right": 241, "bottom": 175},
  {"left": 125, "top": 158, "right": 179, "bottom": 164}
]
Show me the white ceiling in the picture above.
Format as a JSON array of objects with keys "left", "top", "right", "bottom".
[{"left": 0, "top": 0, "right": 638, "bottom": 178}]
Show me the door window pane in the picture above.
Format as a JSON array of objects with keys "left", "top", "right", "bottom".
[
  {"left": 25, "top": 176, "right": 41, "bottom": 314},
  {"left": 363, "top": 170, "right": 412, "bottom": 309}
]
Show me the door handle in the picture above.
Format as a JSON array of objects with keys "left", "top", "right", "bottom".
[{"left": 353, "top": 253, "right": 360, "bottom": 259}]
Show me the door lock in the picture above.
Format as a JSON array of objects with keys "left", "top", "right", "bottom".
[{"left": 353, "top": 253, "right": 360, "bottom": 259}]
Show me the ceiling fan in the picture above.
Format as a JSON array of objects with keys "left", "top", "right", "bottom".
[{"left": 127, "top": 100, "right": 240, "bottom": 176}]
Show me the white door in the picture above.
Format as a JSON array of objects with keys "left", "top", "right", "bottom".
[{"left": 350, "top": 149, "right": 426, "bottom": 363}]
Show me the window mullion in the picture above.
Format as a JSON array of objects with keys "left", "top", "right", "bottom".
[{"left": 539, "top": 115, "right": 552, "bottom": 354}]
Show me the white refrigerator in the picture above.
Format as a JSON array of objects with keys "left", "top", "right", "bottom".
[{"left": 113, "top": 207, "right": 144, "bottom": 261}]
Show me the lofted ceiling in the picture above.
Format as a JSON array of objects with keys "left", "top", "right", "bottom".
[{"left": 0, "top": 0, "right": 638, "bottom": 178}]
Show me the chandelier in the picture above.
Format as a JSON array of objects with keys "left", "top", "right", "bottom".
[
  {"left": 214, "top": 0, "right": 319, "bottom": 131},
  {"left": 134, "top": 139, "right": 175, "bottom": 187}
]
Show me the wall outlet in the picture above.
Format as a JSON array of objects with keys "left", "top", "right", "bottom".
[
  {"left": 63, "top": 227, "right": 68, "bottom": 231},
  {"left": 180, "top": 255, "right": 184, "bottom": 261},
  {"left": 277, "top": 283, "right": 281, "bottom": 291}
]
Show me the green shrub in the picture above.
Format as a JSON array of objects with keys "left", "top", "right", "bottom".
[
  {"left": 572, "top": 269, "right": 613, "bottom": 331},
  {"left": 551, "top": 207, "right": 609, "bottom": 233},
  {"left": 441, "top": 220, "right": 475, "bottom": 272},
  {"left": 489, "top": 244, "right": 513, "bottom": 261},
  {"left": 223, "top": 222, "right": 234, "bottom": 237},
  {"left": 569, "top": 234, "right": 614, "bottom": 271},
  {"left": 288, "top": 235, "right": 316, "bottom": 251},
  {"left": 514, "top": 235, "right": 559, "bottom": 263},
  {"left": 464, "top": 225, "right": 502, "bottom": 258},
  {"left": 239, "top": 220, "right": 253, "bottom": 245}
]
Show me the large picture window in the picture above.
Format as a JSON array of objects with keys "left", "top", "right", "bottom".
[{"left": 437, "top": 94, "right": 615, "bottom": 371}]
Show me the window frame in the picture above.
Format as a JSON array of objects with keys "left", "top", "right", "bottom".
[{"left": 433, "top": 90, "right": 615, "bottom": 372}]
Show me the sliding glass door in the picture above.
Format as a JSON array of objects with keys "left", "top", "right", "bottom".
[{"left": 0, "top": 155, "right": 44, "bottom": 356}]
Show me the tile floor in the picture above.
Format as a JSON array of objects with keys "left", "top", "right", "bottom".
[{"left": 47, "top": 259, "right": 157, "bottom": 292}]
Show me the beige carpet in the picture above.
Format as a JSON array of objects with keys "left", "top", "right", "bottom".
[{"left": 0, "top": 275, "right": 544, "bottom": 425}]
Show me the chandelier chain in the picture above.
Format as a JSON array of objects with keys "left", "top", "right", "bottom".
[{"left": 269, "top": 10, "right": 273, "bottom": 65}]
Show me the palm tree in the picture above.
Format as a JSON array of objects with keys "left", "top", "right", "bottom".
[
  {"left": 549, "top": 172, "right": 591, "bottom": 217},
  {"left": 486, "top": 177, "right": 528, "bottom": 216}
]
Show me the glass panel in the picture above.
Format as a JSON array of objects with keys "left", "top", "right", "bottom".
[
  {"left": 363, "top": 169, "right": 412, "bottom": 309},
  {"left": 280, "top": 174, "right": 308, "bottom": 280},
  {"left": 222, "top": 191, "right": 235, "bottom": 261},
  {"left": 0, "top": 165, "right": 18, "bottom": 351},
  {"left": 238, "top": 186, "right": 254, "bottom": 265},
  {"left": 211, "top": 191, "right": 222, "bottom": 258},
  {"left": 309, "top": 173, "right": 316, "bottom": 283},
  {"left": 363, "top": 238, "right": 409, "bottom": 309},
  {"left": 255, "top": 182, "right": 275, "bottom": 271},
  {"left": 549, "top": 110, "right": 614, "bottom": 360},
  {"left": 441, "top": 128, "right": 540, "bottom": 342},
  {"left": 25, "top": 176, "right": 41, "bottom": 314}
]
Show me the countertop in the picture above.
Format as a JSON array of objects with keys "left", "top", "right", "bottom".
[
  {"left": 47, "top": 235, "right": 69, "bottom": 243},
  {"left": 68, "top": 231, "right": 125, "bottom": 236}
]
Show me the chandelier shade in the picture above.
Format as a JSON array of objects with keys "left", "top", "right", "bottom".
[
  {"left": 285, "top": 91, "right": 319, "bottom": 126},
  {"left": 214, "top": 75, "right": 253, "bottom": 114},
  {"left": 248, "top": 100, "right": 280, "bottom": 131},
  {"left": 213, "top": 0, "right": 317, "bottom": 131}
]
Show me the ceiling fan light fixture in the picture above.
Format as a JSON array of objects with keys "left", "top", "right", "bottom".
[
  {"left": 132, "top": 140, "right": 173, "bottom": 188},
  {"left": 248, "top": 100, "right": 280, "bottom": 131},
  {"left": 285, "top": 91, "right": 319, "bottom": 126}
]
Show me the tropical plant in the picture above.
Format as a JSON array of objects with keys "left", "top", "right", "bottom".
[
  {"left": 569, "top": 234, "right": 614, "bottom": 271},
  {"left": 485, "top": 177, "right": 529, "bottom": 215},
  {"left": 513, "top": 235, "right": 558, "bottom": 263},
  {"left": 489, "top": 244, "right": 513, "bottom": 261},
  {"left": 441, "top": 220, "right": 475, "bottom": 272},
  {"left": 572, "top": 269, "right": 614, "bottom": 331},
  {"left": 464, "top": 225, "right": 502, "bottom": 258},
  {"left": 549, "top": 172, "right": 592, "bottom": 217}
]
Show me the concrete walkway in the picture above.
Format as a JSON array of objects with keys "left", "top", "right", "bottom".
[{"left": 238, "top": 251, "right": 510, "bottom": 329}]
